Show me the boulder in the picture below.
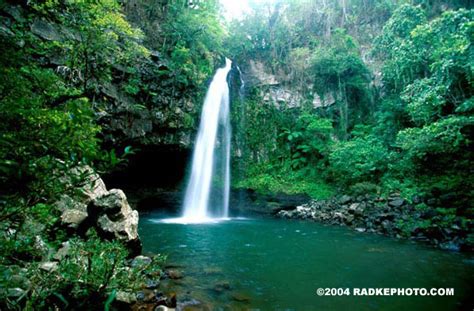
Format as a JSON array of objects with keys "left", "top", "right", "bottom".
[
  {"left": 31, "top": 19, "right": 62, "bottom": 41},
  {"left": 54, "top": 165, "right": 141, "bottom": 254},
  {"left": 388, "top": 198, "right": 405, "bottom": 208},
  {"left": 131, "top": 255, "right": 152, "bottom": 269},
  {"left": 94, "top": 189, "right": 139, "bottom": 242},
  {"left": 54, "top": 241, "right": 71, "bottom": 261},
  {"left": 60, "top": 208, "right": 88, "bottom": 229},
  {"left": 116, "top": 291, "right": 137, "bottom": 304},
  {"left": 339, "top": 195, "right": 352, "bottom": 205},
  {"left": 144, "top": 279, "right": 159, "bottom": 289},
  {"left": 39, "top": 261, "right": 58, "bottom": 272},
  {"left": 348, "top": 203, "right": 360, "bottom": 213}
]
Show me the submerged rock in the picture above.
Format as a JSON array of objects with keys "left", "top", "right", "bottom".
[
  {"left": 213, "top": 281, "right": 231, "bottom": 293},
  {"left": 167, "top": 269, "right": 184, "bottom": 280},
  {"left": 231, "top": 292, "right": 251, "bottom": 303}
]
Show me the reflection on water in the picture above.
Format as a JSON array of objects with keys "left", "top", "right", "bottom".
[{"left": 139, "top": 213, "right": 474, "bottom": 310}]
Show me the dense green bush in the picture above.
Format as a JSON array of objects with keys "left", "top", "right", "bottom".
[
  {"left": 0, "top": 1, "right": 160, "bottom": 309},
  {"left": 328, "top": 133, "right": 391, "bottom": 185},
  {"left": 1, "top": 231, "right": 165, "bottom": 310}
]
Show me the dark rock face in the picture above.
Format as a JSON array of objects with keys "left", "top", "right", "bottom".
[
  {"left": 31, "top": 19, "right": 63, "bottom": 41},
  {"left": 278, "top": 194, "right": 473, "bottom": 252},
  {"left": 1, "top": 3, "right": 199, "bottom": 150},
  {"left": 230, "top": 188, "right": 311, "bottom": 216},
  {"left": 103, "top": 145, "right": 190, "bottom": 191}
]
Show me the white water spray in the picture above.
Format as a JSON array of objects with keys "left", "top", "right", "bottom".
[{"left": 176, "top": 59, "right": 232, "bottom": 223}]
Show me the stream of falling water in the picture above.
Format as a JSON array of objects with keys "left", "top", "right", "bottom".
[{"left": 163, "top": 59, "right": 232, "bottom": 223}]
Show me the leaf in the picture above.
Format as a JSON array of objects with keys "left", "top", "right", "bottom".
[{"left": 53, "top": 292, "right": 69, "bottom": 308}]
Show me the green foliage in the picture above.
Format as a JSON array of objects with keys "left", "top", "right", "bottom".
[
  {"left": 373, "top": 4, "right": 428, "bottom": 92},
  {"left": 31, "top": 0, "right": 149, "bottom": 92},
  {"left": 328, "top": 132, "right": 391, "bottom": 185},
  {"left": 235, "top": 162, "right": 335, "bottom": 199},
  {"left": 126, "top": 0, "right": 226, "bottom": 93},
  {"left": 310, "top": 29, "right": 373, "bottom": 136},
  {"left": 1, "top": 232, "right": 166, "bottom": 310},
  {"left": 0, "top": 3, "right": 157, "bottom": 309},
  {"left": 396, "top": 115, "right": 473, "bottom": 160},
  {"left": 280, "top": 113, "right": 333, "bottom": 169}
]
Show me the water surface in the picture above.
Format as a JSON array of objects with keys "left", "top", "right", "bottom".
[{"left": 139, "top": 213, "right": 474, "bottom": 310}]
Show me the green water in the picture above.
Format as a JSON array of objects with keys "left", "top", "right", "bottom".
[{"left": 139, "top": 214, "right": 474, "bottom": 310}]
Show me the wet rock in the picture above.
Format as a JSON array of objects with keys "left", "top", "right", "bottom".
[
  {"left": 339, "top": 195, "right": 352, "bottom": 204},
  {"left": 388, "top": 198, "right": 405, "bottom": 208},
  {"left": 132, "top": 255, "right": 152, "bottom": 269},
  {"left": 381, "top": 220, "right": 393, "bottom": 233},
  {"left": 116, "top": 291, "right": 137, "bottom": 304},
  {"left": 54, "top": 241, "right": 71, "bottom": 261},
  {"left": 348, "top": 203, "right": 360, "bottom": 213},
  {"left": 277, "top": 192, "right": 467, "bottom": 252},
  {"left": 378, "top": 213, "right": 395, "bottom": 221},
  {"left": 145, "top": 279, "right": 160, "bottom": 289},
  {"left": 439, "top": 241, "right": 461, "bottom": 252},
  {"left": 176, "top": 298, "right": 202, "bottom": 310},
  {"left": 135, "top": 291, "right": 147, "bottom": 302},
  {"left": 345, "top": 215, "right": 355, "bottom": 225},
  {"left": 154, "top": 292, "right": 169, "bottom": 306},
  {"left": 166, "top": 293, "right": 177, "bottom": 308},
  {"left": 34, "top": 235, "right": 51, "bottom": 259},
  {"left": 31, "top": 19, "right": 62, "bottom": 41},
  {"left": 39, "top": 261, "right": 58, "bottom": 272}
]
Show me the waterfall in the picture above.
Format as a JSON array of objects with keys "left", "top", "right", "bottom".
[{"left": 181, "top": 58, "right": 232, "bottom": 222}]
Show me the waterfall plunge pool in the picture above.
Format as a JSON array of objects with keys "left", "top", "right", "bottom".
[{"left": 139, "top": 213, "right": 474, "bottom": 310}]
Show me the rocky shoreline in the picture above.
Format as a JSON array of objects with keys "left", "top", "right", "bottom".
[{"left": 277, "top": 194, "right": 473, "bottom": 252}]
